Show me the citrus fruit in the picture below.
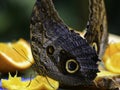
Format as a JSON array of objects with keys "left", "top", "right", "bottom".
[
  {"left": 0, "top": 39, "right": 34, "bottom": 73},
  {"left": 1, "top": 73, "right": 59, "bottom": 90},
  {"left": 28, "top": 75, "right": 59, "bottom": 90},
  {"left": 103, "top": 43, "right": 120, "bottom": 57},
  {"left": 103, "top": 43, "right": 120, "bottom": 73}
]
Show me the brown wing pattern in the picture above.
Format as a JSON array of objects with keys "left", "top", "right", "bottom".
[
  {"left": 84, "top": 0, "right": 108, "bottom": 59},
  {"left": 30, "top": 0, "right": 99, "bottom": 87}
]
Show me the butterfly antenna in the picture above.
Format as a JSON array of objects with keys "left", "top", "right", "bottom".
[
  {"left": 33, "top": 62, "right": 55, "bottom": 89},
  {"left": 45, "top": 76, "right": 56, "bottom": 89},
  {"left": 12, "top": 47, "right": 32, "bottom": 64},
  {"left": 26, "top": 74, "right": 33, "bottom": 87},
  {"left": 44, "top": 53, "right": 55, "bottom": 89}
]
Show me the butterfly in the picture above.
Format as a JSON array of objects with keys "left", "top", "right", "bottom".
[{"left": 30, "top": 0, "right": 108, "bottom": 88}]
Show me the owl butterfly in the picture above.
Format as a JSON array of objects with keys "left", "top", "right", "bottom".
[{"left": 30, "top": 0, "right": 107, "bottom": 88}]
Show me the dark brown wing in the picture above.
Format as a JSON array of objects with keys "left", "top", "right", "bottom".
[
  {"left": 30, "top": 0, "right": 99, "bottom": 87},
  {"left": 84, "top": 0, "right": 108, "bottom": 59}
]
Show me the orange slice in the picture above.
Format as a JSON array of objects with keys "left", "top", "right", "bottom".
[
  {"left": 103, "top": 43, "right": 120, "bottom": 57},
  {"left": 0, "top": 39, "right": 34, "bottom": 73},
  {"left": 103, "top": 43, "right": 120, "bottom": 73},
  {"left": 2, "top": 73, "right": 59, "bottom": 90},
  {"left": 29, "top": 75, "right": 59, "bottom": 90}
]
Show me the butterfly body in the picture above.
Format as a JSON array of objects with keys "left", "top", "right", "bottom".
[{"left": 30, "top": 0, "right": 107, "bottom": 87}]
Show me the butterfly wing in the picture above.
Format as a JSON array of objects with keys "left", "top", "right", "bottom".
[
  {"left": 84, "top": 0, "right": 108, "bottom": 59},
  {"left": 30, "top": 0, "right": 99, "bottom": 87}
]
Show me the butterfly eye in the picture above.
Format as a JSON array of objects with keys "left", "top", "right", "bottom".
[
  {"left": 66, "top": 59, "right": 79, "bottom": 74},
  {"left": 46, "top": 46, "right": 54, "bottom": 55},
  {"left": 92, "top": 42, "right": 98, "bottom": 52}
]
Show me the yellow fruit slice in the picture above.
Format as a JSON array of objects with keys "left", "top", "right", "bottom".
[
  {"left": 104, "top": 43, "right": 120, "bottom": 56},
  {"left": 104, "top": 53, "right": 120, "bottom": 73},
  {"left": 103, "top": 43, "right": 120, "bottom": 73},
  {"left": 29, "top": 75, "right": 59, "bottom": 90},
  {"left": 0, "top": 39, "right": 34, "bottom": 73},
  {"left": 2, "top": 73, "right": 59, "bottom": 90}
]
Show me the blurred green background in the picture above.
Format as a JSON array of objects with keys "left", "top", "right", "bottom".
[{"left": 0, "top": 0, "right": 120, "bottom": 41}]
